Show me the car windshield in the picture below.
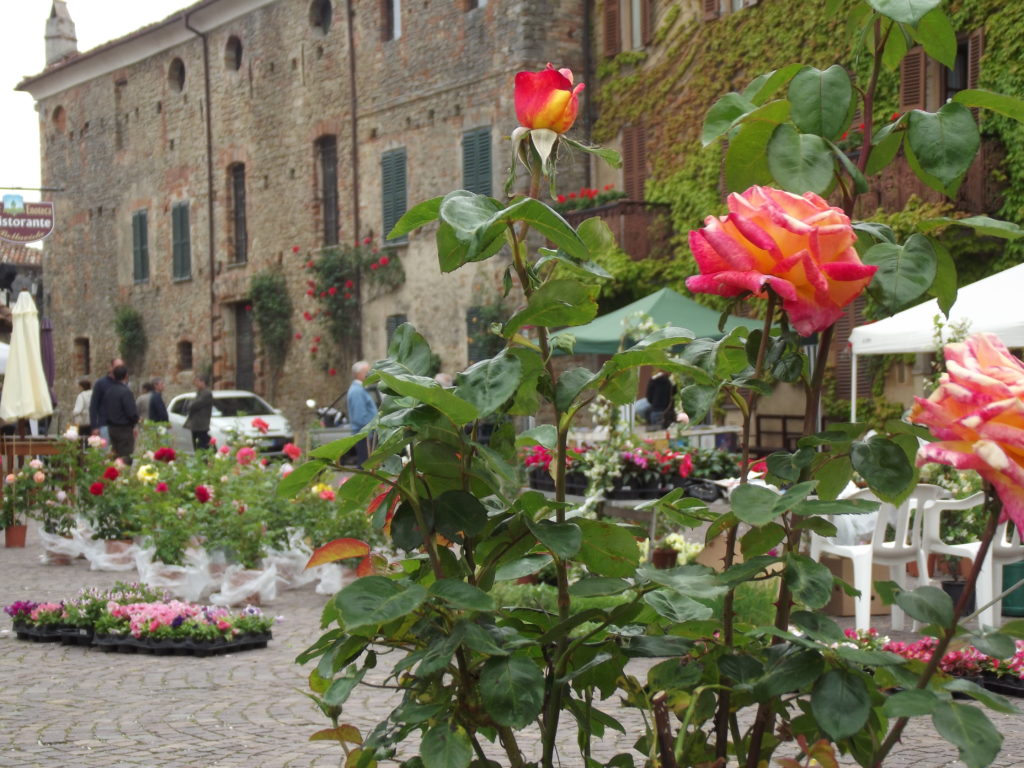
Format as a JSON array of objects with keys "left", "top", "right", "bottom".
[{"left": 213, "top": 396, "right": 274, "bottom": 417}]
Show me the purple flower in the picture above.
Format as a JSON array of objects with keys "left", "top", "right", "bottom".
[{"left": 4, "top": 600, "right": 38, "bottom": 618}]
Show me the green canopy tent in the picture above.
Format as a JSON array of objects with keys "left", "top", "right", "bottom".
[{"left": 553, "top": 287, "right": 756, "bottom": 355}]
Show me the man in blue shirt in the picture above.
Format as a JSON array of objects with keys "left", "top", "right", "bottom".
[{"left": 347, "top": 360, "right": 378, "bottom": 466}]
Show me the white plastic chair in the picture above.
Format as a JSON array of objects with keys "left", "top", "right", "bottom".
[
  {"left": 809, "top": 484, "right": 949, "bottom": 631},
  {"left": 920, "top": 492, "right": 1024, "bottom": 628}
]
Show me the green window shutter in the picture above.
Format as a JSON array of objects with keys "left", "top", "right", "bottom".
[
  {"left": 386, "top": 313, "right": 407, "bottom": 347},
  {"left": 172, "top": 202, "right": 191, "bottom": 279},
  {"left": 462, "top": 128, "right": 492, "bottom": 196},
  {"left": 382, "top": 148, "right": 407, "bottom": 241},
  {"left": 466, "top": 305, "right": 490, "bottom": 363},
  {"left": 132, "top": 211, "right": 142, "bottom": 282},
  {"left": 132, "top": 210, "right": 149, "bottom": 282}
]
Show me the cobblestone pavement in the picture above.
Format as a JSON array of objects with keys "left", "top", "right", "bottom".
[{"left": 3, "top": 525, "right": 1024, "bottom": 767}]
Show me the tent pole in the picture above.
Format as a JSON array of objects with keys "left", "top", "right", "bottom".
[{"left": 850, "top": 352, "right": 857, "bottom": 423}]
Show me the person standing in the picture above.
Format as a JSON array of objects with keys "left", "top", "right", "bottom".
[
  {"left": 89, "top": 357, "right": 125, "bottom": 440},
  {"left": 103, "top": 365, "right": 139, "bottom": 462},
  {"left": 71, "top": 377, "right": 92, "bottom": 437},
  {"left": 184, "top": 374, "right": 214, "bottom": 451},
  {"left": 148, "top": 377, "right": 169, "bottom": 423},
  {"left": 347, "top": 360, "right": 378, "bottom": 466},
  {"left": 135, "top": 381, "right": 153, "bottom": 425}
]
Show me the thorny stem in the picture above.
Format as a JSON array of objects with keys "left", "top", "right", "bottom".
[
  {"left": 871, "top": 489, "right": 1002, "bottom": 767},
  {"left": 405, "top": 453, "right": 445, "bottom": 581},
  {"left": 746, "top": 320, "right": 834, "bottom": 768},
  {"left": 716, "top": 293, "right": 777, "bottom": 761},
  {"left": 857, "top": 19, "right": 891, "bottom": 179}
]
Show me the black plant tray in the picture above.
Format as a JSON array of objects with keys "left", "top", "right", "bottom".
[
  {"left": 12, "top": 622, "right": 66, "bottom": 643},
  {"left": 59, "top": 626, "right": 94, "bottom": 646},
  {"left": 91, "top": 632, "right": 272, "bottom": 656},
  {"left": 980, "top": 673, "right": 1024, "bottom": 698}
]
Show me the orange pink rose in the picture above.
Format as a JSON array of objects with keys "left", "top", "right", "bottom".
[
  {"left": 909, "top": 333, "right": 1024, "bottom": 532},
  {"left": 686, "top": 186, "right": 876, "bottom": 336}
]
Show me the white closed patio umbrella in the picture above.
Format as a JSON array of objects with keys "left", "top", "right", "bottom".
[{"left": 0, "top": 292, "right": 54, "bottom": 422}]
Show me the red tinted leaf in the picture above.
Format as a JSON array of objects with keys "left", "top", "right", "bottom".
[
  {"left": 305, "top": 538, "right": 371, "bottom": 569},
  {"left": 309, "top": 724, "right": 362, "bottom": 744}
]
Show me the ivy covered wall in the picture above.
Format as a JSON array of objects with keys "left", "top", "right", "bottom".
[{"left": 594, "top": 0, "right": 1024, "bottom": 283}]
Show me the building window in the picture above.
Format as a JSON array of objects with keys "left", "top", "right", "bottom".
[
  {"left": 900, "top": 30, "right": 983, "bottom": 114},
  {"left": 381, "top": 147, "right": 407, "bottom": 242},
  {"left": 704, "top": 0, "right": 756, "bottom": 21},
  {"left": 604, "top": 0, "right": 621, "bottom": 56},
  {"left": 225, "top": 36, "right": 243, "bottom": 70},
  {"left": 114, "top": 80, "right": 127, "bottom": 151},
  {"left": 622, "top": 123, "right": 647, "bottom": 201},
  {"left": 386, "top": 313, "right": 407, "bottom": 346},
  {"left": 168, "top": 58, "right": 186, "bottom": 92},
  {"left": 465, "top": 0, "right": 487, "bottom": 8},
  {"left": 228, "top": 163, "right": 248, "bottom": 264},
  {"left": 177, "top": 341, "right": 193, "bottom": 371},
  {"left": 462, "top": 127, "right": 492, "bottom": 196},
  {"left": 605, "top": 0, "right": 652, "bottom": 56},
  {"left": 382, "top": 0, "right": 401, "bottom": 41},
  {"left": 73, "top": 337, "right": 91, "bottom": 376},
  {"left": 171, "top": 202, "right": 192, "bottom": 280},
  {"left": 132, "top": 209, "right": 149, "bottom": 283},
  {"left": 52, "top": 106, "right": 66, "bottom": 133},
  {"left": 466, "top": 306, "right": 503, "bottom": 363},
  {"left": 309, "top": 0, "right": 332, "bottom": 34},
  {"left": 315, "top": 136, "right": 339, "bottom": 246}
]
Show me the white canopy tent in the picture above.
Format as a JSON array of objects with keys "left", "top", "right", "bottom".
[{"left": 847, "top": 262, "right": 1024, "bottom": 421}]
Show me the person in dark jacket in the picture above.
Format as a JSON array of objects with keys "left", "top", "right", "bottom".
[
  {"left": 103, "top": 365, "right": 139, "bottom": 462},
  {"left": 148, "top": 377, "right": 169, "bottom": 423},
  {"left": 89, "top": 357, "right": 124, "bottom": 440},
  {"left": 645, "top": 371, "right": 676, "bottom": 427},
  {"left": 183, "top": 375, "right": 214, "bottom": 451}
]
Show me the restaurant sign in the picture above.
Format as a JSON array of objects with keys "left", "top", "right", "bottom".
[{"left": 0, "top": 194, "right": 55, "bottom": 244}]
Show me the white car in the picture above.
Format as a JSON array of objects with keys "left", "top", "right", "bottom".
[{"left": 166, "top": 389, "right": 294, "bottom": 455}]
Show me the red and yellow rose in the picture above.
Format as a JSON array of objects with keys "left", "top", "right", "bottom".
[
  {"left": 686, "top": 186, "right": 876, "bottom": 336},
  {"left": 514, "top": 63, "right": 584, "bottom": 134}
]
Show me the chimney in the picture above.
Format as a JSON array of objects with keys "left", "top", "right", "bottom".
[{"left": 45, "top": 1, "right": 78, "bottom": 66}]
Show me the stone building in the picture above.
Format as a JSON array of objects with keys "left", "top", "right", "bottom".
[{"left": 17, "top": 0, "right": 588, "bottom": 429}]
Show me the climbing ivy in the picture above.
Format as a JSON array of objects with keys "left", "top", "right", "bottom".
[
  {"left": 113, "top": 305, "right": 146, "bottom": 372},
  {"left": 594, "top": 0, "right": 1024, "bottom": 287},
  {"left": 249, "top": 270, "right": 293, "bottom": 371}
]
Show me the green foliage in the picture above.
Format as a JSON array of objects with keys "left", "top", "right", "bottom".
[
  {"left": 249, "top": 270, "right": 293, "bottom": 371},
  {"left": 113, "top": 305, "right": 146, "bottom": 370},
  {"left": 288, "top": 4, "right": 1024, "bottom": 765},
  {"left": 307, "top": 242, "right": 405, "bottom": 348}
]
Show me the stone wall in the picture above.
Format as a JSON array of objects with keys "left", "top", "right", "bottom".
[{"left": 31, "top": 0, "right": 585, "bottom": 435}]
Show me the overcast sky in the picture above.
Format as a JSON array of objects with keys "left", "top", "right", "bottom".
[{"left": 1, "top": 1, "right": 195, "bottom": 200}]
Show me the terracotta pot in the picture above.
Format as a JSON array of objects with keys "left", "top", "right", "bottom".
[
  {"left": 4, "top": 524, "right": 27, "bottom": 548},
  {"left": 652, "top": 548, "right": 679, "bottom": 569},
  {"left": 103, "top": 538, "right": 135, "bottom": 568},
  {"left": 43, "top": 550, "right": 73, "bottom": 566},
  {"left": 224, "top": 568, "right": 264, "bottom": 605}
]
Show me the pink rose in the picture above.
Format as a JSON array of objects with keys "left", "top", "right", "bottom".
[
  {"left": 686, "top": 186, "right": 876, "bottom": 336},
  {"left": 236, "top": 446, "right": 256, "bottom": 465},
  {"left": 33, "top": 471, "right": 45, "bottom": 483},
  {"left": 910, "top": 333, "right": 1024, "bottom": 532},
  {"left": 283, "top": 443, "right": 301, "bottom": 461}
]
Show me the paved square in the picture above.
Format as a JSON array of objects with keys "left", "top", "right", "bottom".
[{"left": 3, "top": 525, "right": 1023, "bottom": 767}]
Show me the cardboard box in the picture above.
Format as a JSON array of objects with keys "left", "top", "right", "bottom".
[{"left": 820, "top": 555, "right": 891, "bottom": 616}]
